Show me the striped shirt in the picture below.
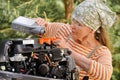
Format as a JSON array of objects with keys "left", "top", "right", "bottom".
[{"left": 38, "top": 22, "right": 113, "bottom": 80}]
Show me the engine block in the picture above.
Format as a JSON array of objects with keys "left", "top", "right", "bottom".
[{"left": 0, "top": 38, "right": 77, "bottom": 80}]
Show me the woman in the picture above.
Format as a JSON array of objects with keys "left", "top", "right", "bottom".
[{"left": 35, "top": 0, "right": 116, "bottom": 80}]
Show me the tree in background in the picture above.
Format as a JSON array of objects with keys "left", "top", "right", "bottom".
[
  {"left": 63, "top": 0, "right": 83, "bottom": 22},
  {"left": 63, "top": 0, "right": 74, "bottom": 21}
]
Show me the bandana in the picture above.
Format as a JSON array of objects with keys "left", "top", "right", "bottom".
[{"left": 72, "top": 0, "right": 116, "bottom": 31}]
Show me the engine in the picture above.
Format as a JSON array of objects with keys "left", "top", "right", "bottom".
[{"left": 0, "top": 38, "right": 77, "bottom": 80}]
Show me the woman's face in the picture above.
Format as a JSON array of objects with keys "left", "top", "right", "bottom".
[{"left": 71, "top": 19, "right": 92, "bottom": 42}]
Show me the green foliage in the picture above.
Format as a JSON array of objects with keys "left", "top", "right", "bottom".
[
  {"left": 108, "top": 19, "right": 120, "bottom": 80},
  {"left": 112, "top": 53, "right": 120, "bottom": 80},
  {"left": 108, "top": 16, "right": 120, "bottom": 80},
  {"left": 107, "top": 0, "right": 120, "bottom": 13},
  {"left": 0, "top": 28, "right": 29, "bottom": 40},
  {"left": 106, "top": 0, "right": 120, "bottom": 79},
  {"left": 108, "top": 20, "right": 120, "bottom": 52},
  {"left": 0, "top": 0, "right": 65, "bottom": 40}
]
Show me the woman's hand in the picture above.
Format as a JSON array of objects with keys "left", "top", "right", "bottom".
[{"left": 54, "top": 36, "right": 68, "bottom": 48}]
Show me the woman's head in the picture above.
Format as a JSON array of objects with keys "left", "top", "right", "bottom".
[
  {"left": 71, "top": 19, "right": 92, "bottom": 42},
  {"left": 71, "top": 0, "right": 116, "bottom": 47},
  {"left": 71, "top": 0, "right": 116, "bottom": 31}
]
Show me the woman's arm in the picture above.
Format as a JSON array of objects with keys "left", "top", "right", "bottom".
[
  {"left": 71, "top": 47, "right": 113, "bottom": 80},
  {"left": 88, "top": 49, "right": 113, "bottom": 80},
  {"left": 35, "top": 18, "right": 71, "bottom": 38}
]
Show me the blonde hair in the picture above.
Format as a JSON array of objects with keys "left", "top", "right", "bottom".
[{"left": 95, "top": 27, "right": 111, "bottom": 50}]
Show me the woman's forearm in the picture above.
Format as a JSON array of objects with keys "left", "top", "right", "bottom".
[
  {"left": 70, "top": 48, "right": 113, "bottom": 80},
  {"left": 71, "top": 50, "right": 91, "bottom": 72}
]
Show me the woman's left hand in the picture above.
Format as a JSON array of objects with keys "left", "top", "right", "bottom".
[{"left": 54, "top": 36, "right": 68, "bottom": 48}]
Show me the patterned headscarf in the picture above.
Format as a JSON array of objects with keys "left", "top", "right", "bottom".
[{"left": 72, "top": 0, "right": 116, "bottom": 31}]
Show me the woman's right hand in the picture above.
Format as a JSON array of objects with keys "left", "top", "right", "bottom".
[{"left": 34, "top": 18, "right": 48, "bottom": 27}]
